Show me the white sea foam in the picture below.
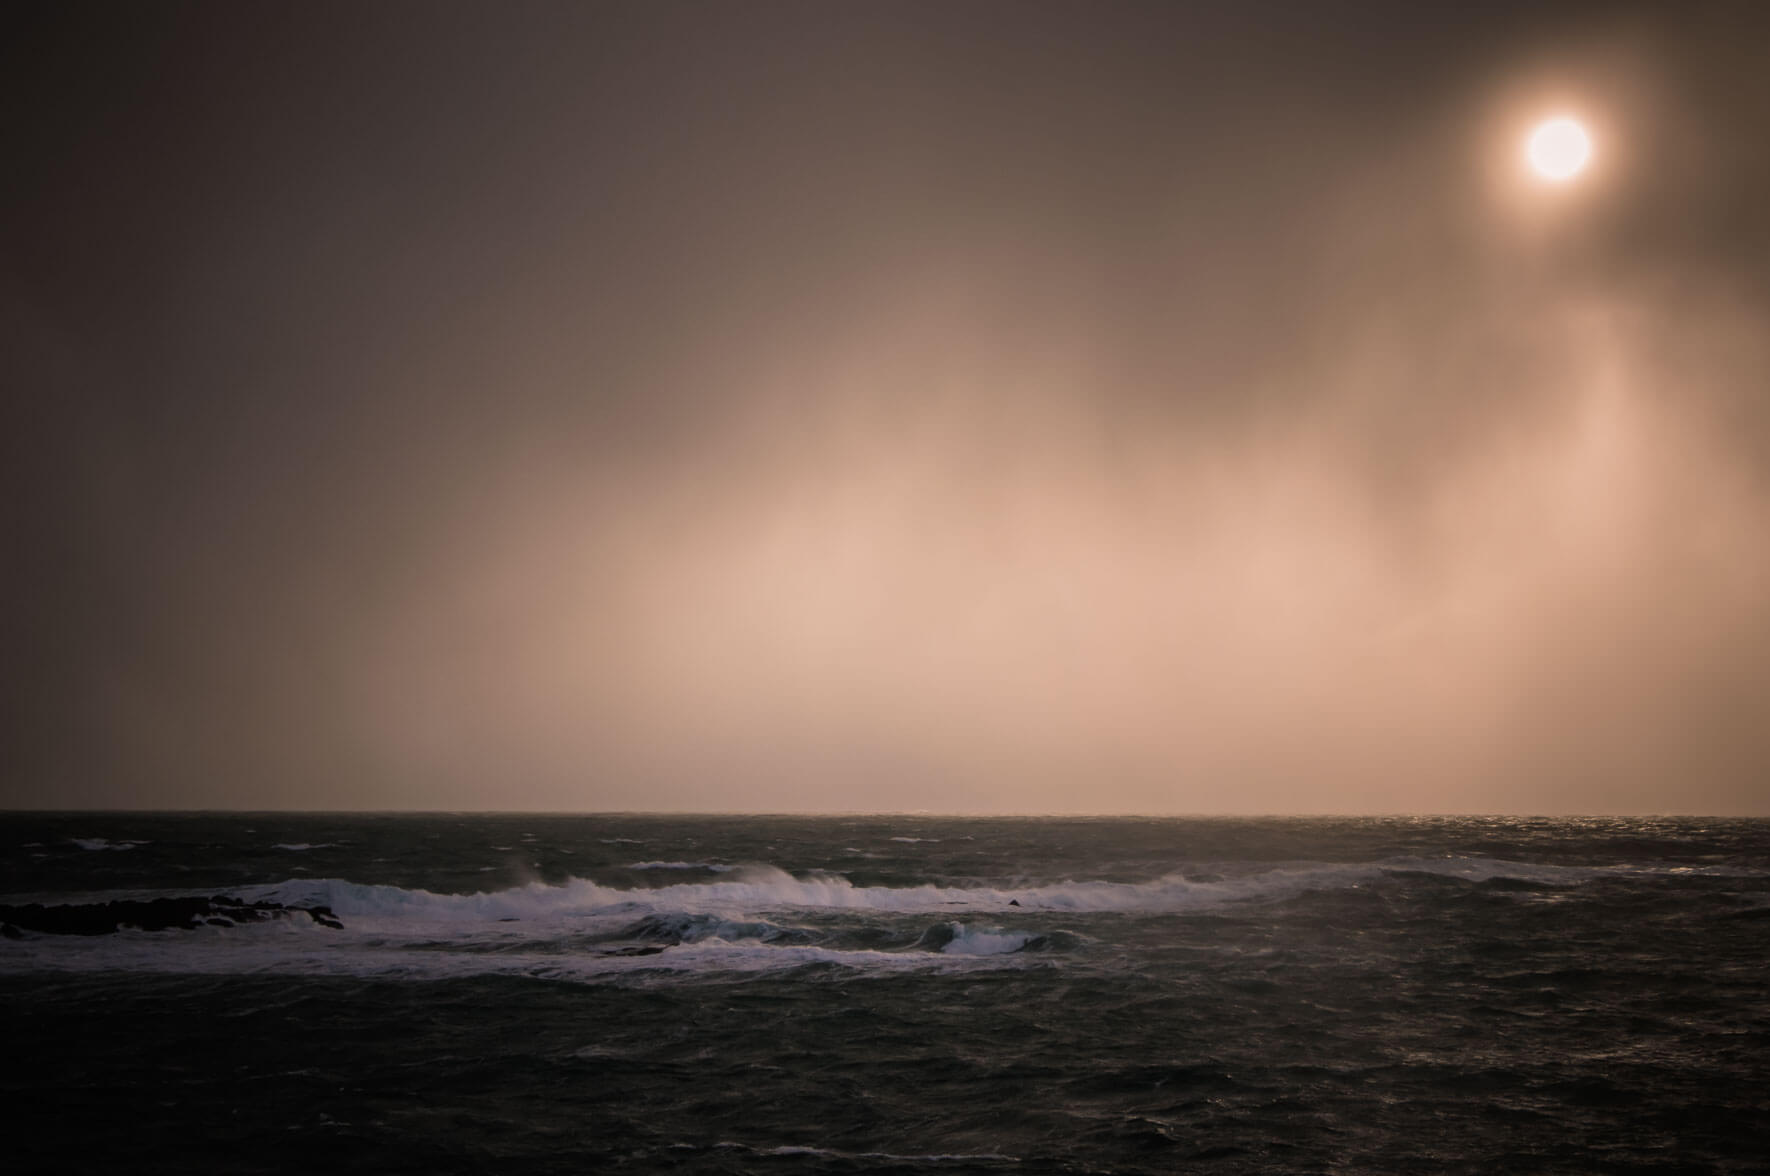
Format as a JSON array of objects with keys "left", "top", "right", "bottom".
[
  {"left": 0, "top": 922, "right": 1023, "bottom": 984},
  {"left": 18, "top": 856, "right": 1694, "bottom": 942},
  {"left": 938, "top": 923, "right": 1037, "bottom": 956},
  {"left": 269, "top": 851, "right": 1738, "bottom": 932},
  {"left": 5, "top": 852, "right": 1747, "bottom": 987},
  {"left": 69, "top": 838, "right": 149, "bottom": 851},
  {"left": 214, "top": 862, "right": 1395, "bottom": 955},
  {"left": 240, "top": 861, "right": 1381, "bottom": 928}
]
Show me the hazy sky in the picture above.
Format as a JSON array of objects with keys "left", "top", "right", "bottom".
[{"left": 6, "top": 0, "right": 1770, "bottom": 813}]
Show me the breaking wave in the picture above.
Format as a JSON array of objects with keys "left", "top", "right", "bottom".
[
  {"left": 914, "top": 921, "right": 1055, "bottom": 956},
  {"left": 5, "top": 854, "right": 1738, "bottom": 985},
  {"left": 605, "top": 912, "right": 813, "bottom": 946},
  {"left": 247, "top": 855, "right": 1642, "bottom": 926}
]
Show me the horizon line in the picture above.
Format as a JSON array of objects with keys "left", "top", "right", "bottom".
[{"left": 2, "top": 808, "right": 1764, "bottom": 820}]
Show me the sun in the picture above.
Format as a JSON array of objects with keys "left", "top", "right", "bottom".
[{"left": 1527, "top": 117, "right": 1592, "bottom": 182}]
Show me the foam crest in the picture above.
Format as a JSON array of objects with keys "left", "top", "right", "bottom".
[
  {"left": 253, "top": 862, "right": 1313, "bottom": 927},
  {"left": 610, "top": 912, "right": 810, "bottom": 946},
  {"left": 228, "top": 853, "right": 1680, "bottom": 933},
  {"left": 0, "top": 927, "right": 1026, "bottom": 983},
  {"left": 936, "top": 923, "right": 1038, "bottom": 956}
]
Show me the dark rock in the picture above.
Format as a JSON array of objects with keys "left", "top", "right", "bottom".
[{"left": 0, "top": 895, "right": 347, "bottom": 936}]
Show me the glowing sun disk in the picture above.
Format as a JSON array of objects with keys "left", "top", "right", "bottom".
[{"left": 1527, "top": 117, "right": 1592, "bottom": 182}]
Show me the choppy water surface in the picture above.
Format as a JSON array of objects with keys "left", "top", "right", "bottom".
[{"left": 3, "top": 814, "right": 1767, "bottom": 1173}]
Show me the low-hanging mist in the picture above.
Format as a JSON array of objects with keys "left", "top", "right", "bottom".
[{"left": 5, "top": 0, "right": 1769, "bottom": 812}]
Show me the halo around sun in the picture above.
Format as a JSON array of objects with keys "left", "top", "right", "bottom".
[{"left": 1527, "top": 117, "right": 1592, "bottom": 181}]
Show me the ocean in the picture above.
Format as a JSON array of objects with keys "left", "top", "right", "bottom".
[{"left": 3, "top": 813, "right": 1767, "bottom": 1174}]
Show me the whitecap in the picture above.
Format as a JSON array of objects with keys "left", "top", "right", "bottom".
[{"left": 939, "top": 923, "right": 1038, "bottom": 956}]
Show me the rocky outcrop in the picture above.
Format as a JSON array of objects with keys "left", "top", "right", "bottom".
[{"left": 0, "top": 895, "right": 344, "bottom": 937}]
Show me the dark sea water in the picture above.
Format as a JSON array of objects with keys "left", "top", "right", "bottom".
[{"left": 3, "top": 814, "right": 1768, "bottom": 1174}]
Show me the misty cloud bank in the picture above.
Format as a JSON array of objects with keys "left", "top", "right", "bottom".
[{"left": 5, "top": 1, "right": 1769, "bottom": 811}]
